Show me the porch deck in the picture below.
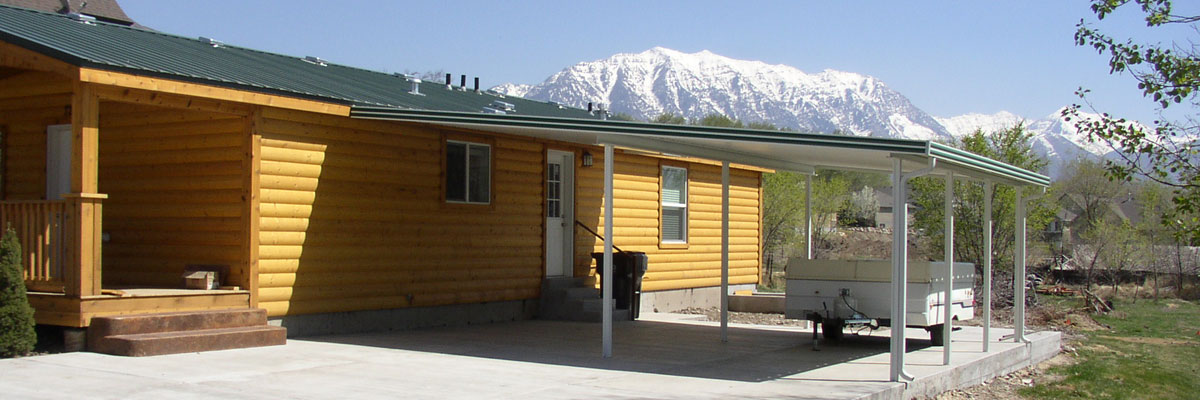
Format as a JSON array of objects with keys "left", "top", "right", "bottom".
[{"left": 27, "top": 288, "right": 251, "bottom": 327}]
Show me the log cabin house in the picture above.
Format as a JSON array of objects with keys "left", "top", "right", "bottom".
[
  {"left": 0, "top": 6, "right": 1052, "bottom": 368},
  {"left": 0, "top": 5, "right": 768, "bottom": 343}
]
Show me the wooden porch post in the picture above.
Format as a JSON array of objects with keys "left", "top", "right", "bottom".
[{"left": 62, "top": 82, "right": 105, "bottom": 297}]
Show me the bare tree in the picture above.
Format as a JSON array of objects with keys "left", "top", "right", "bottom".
[
  {"left": 1100, "top": 220, "right": 1138, "bottom": 291},
  {"left": 1076, "top": 218, "right": 1123, "bottom": 291}
]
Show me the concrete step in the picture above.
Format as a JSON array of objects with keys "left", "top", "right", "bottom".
[
  {"left": 540, "top": 277, "right": 634, "bottom": 322},
  {"left": 95, "top": 325, "right": 287, "bottom": 357},
  {"left": 576, "top": 308, "right": 632, "bottom": 322},
  {"left": 88, "top": 308, "right": 268, "bottom": 338},
  {"left": 564, "top": 287, "right": 599, "bottom": 300},
  {"left": 542, "top": 277, "right": 588, "bottom": 292},
  {"left": 580, "top": 298, "right": 604, "bottom": 313},
  {"left": 87, "top": 308, "right": 285, "bottom": 356}
]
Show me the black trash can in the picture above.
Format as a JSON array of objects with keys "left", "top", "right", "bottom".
[
  {"left": 627, "top": 252, "right": 648, "bottom": 320},
  {"left": 591, "top": 251, "right": 649, "bottom": 320}
]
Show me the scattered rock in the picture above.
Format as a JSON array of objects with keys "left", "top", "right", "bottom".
[{"left": 676, "top": 307, "right": 809, "bottom": 327}]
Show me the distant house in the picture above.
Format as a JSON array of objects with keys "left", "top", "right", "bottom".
[
  {"left": 1053, "top": 192, "right": 1141, "bottom": 243},
  {"left": 874, "top": 187, "right": 915, "bottom": 230},
  {"left": 0, "top": 0, "right": 136, "bottom": 25}
]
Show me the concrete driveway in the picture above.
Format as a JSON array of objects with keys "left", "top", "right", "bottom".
[{"left": 0, "top": 314, "right": 1059, "bottom": 399}]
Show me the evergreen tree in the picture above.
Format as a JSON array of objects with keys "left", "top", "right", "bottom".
[{"left": 0, "top": 227, "right": 36, "bottom": 357}]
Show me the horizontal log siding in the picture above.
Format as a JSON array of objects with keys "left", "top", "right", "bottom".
[
  {"left": 575, "top": 152, "right": 762, "bottom": 292},
  {"left": 0, "top": 71, "right": 72, "bottom": 200},
  {"left": 256, "top": 109, "right": 542, "bottom": 317},
  {"left": 98, "top": 102, "right": 247, "bottom": 287}
]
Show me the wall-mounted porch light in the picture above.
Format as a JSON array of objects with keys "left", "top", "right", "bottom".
[{"left": 581, "top": 151, "right": 594, "bottom": 167}]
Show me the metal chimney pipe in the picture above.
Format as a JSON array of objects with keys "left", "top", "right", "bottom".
[
  {"left": 409, "top": 77, "right": 422, "bottom": 95},
  {"left": 460, "top": 75, "right": 467, "bottom": 89},
  {"left": 445, "top": 73, "right": 452, "bottom": 86},
  {"left": 474, "top": 77, "right": 480, "bottom": 93},
  {"left": 588, "top": 102, "right": 593, "bottom": 112}
]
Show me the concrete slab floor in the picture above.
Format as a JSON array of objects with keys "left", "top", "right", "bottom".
[{"left": 0, "top": 314, "right": 1059, "bottom": 399}]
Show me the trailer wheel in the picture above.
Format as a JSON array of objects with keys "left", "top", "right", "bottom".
[
  {"left": 929, "top": 325, "right": 944, "bottom": 346},
  {"left": 823, "top": 319, "right": 844, "bottom": 341}
]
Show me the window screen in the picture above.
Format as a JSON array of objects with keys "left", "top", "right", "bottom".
[{"left": 661, "top": 166, "right": 688, "bottom": 242}]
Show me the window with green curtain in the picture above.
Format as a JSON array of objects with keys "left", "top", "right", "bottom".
[
  {"left": 445, "top": 141, "right": 490, "bottom": 204},
  {"left": 661, "top": 166, "right": 688, "bottom": 242}
]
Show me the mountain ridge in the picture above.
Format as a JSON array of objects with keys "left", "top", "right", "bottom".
[{"left": 493, "top": 47, "right": 1123, "bottom": 177}]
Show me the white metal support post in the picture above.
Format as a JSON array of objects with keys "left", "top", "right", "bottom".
[
  {"left": 1014, "top": 188, "right": 1025, "bottom": 343},
  {"left": 982, "top": 181, "right": 993, "bottom": 352},
  {"left": 805, "top": 174, "right": 813, "bottom": 259},
  {"left": 721, "top": 162, "right": 730, "bottom": 343},
  {"left": 943, "top": 172, "right": 954, "bottom": 365},
  {"left": 602, "top": 144, "right": 614, "bottom": 357}
]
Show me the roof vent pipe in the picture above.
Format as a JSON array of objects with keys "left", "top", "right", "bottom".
[
  {"left": 67, "top": 12, "right": 96, "bottom": 24},
  {"left": 460, "top": 75, "right": 467, "bottom": 91},
  {"left": 408, "top": 77, "right": 423, "bottom": 96},
  {"left": 445, "top": 73, "right": 452, "bottom": 88},
  {"left": 587, "top": 102, "right": 593, "bottom": 113},
  {"left": 474, "top": 77, "right": 480, "bottom": 93},
  {"left": 199, "top": 37, "right": 222, "bottom": 47},
  {"left": 303, "top": 56, "right": 327, "bottom": 66}
]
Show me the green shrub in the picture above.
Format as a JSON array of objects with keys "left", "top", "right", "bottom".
[{"left": 0, "top": 227, "right": 36, "bottom": 357}]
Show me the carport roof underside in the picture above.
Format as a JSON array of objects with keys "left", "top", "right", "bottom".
[{"left": 351, "top": 107, "right": 1051, "bottom": 188}]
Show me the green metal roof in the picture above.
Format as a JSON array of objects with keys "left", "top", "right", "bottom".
[
  {"left": 0, "top": 4, "right": 594, "bottom": 118},
  {"left": 351, "top": 107, "right": 1053, "bottom": 187}
]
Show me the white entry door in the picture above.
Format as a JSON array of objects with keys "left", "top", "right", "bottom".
[
  {"left": 45, "top": 124, "right": 72, "bottom": 200},
  {"left": 545, "top": 151, "right": 575, "bottom": 277}
]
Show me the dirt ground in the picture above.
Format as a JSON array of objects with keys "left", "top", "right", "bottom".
[{"left": 680, "top": 302, "right": 1093, "bottom": 400}]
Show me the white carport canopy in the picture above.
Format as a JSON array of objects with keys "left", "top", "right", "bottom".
[{"left": 350, "top": 107, "right": 1051, "bottom": 382}]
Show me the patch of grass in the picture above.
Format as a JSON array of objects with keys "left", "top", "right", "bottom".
[{"left": 1022, "top": 298, "right": 1200, "bottom": 399}]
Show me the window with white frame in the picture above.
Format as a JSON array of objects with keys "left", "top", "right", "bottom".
[
  {"left": 445, "top": 141, "right": 491, "bottom": 204},
  {"left": 661, "top": 166, "right": 688, "bottom": 243}
]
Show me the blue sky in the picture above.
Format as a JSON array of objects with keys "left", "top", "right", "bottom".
[{"left": 119, "top": 1, "right": 1196, "bottom": 123}]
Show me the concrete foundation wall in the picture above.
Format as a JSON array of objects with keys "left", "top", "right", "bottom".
[
  {"left": 638, "top": 284, "right": 755, "bottom": 313},
  {"left": 728, "top": 293, "right": 785, "bottom": 313},
  {"left": 270, "top": 300, "right": 538, "bottom": 338},
  {"left": 903, "top": 331, "right": 1062, "bottom": 399}
]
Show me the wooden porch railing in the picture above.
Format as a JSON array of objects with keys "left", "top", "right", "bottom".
[{"left": 0, "top": 201, "right": 67, "bottom": 292}]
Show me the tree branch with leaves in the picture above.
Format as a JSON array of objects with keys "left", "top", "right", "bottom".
[{"left": 1066, "top": 0, "right": 1200, "bottom": 241}]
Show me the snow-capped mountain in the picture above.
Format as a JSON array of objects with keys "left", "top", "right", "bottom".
[
  {"left": 935, "top": 109, "right": 1124, "bottom": 176},
  {"left": 494, "top": 47, "right": 1138, "bottom": 178},
  {"left": 493, "top": 47, "right": 952, "bottom": 141}
]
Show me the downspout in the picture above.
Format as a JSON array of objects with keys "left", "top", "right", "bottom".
[
  {"left": 890, "top": 157, "right": 935, "bottom": 382},
  {"left": 1013, "top": 186, "right": 1045, "bottom": 344},
  {"left": 805, "top": 174, "right": 813, "bottom": 260}
]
